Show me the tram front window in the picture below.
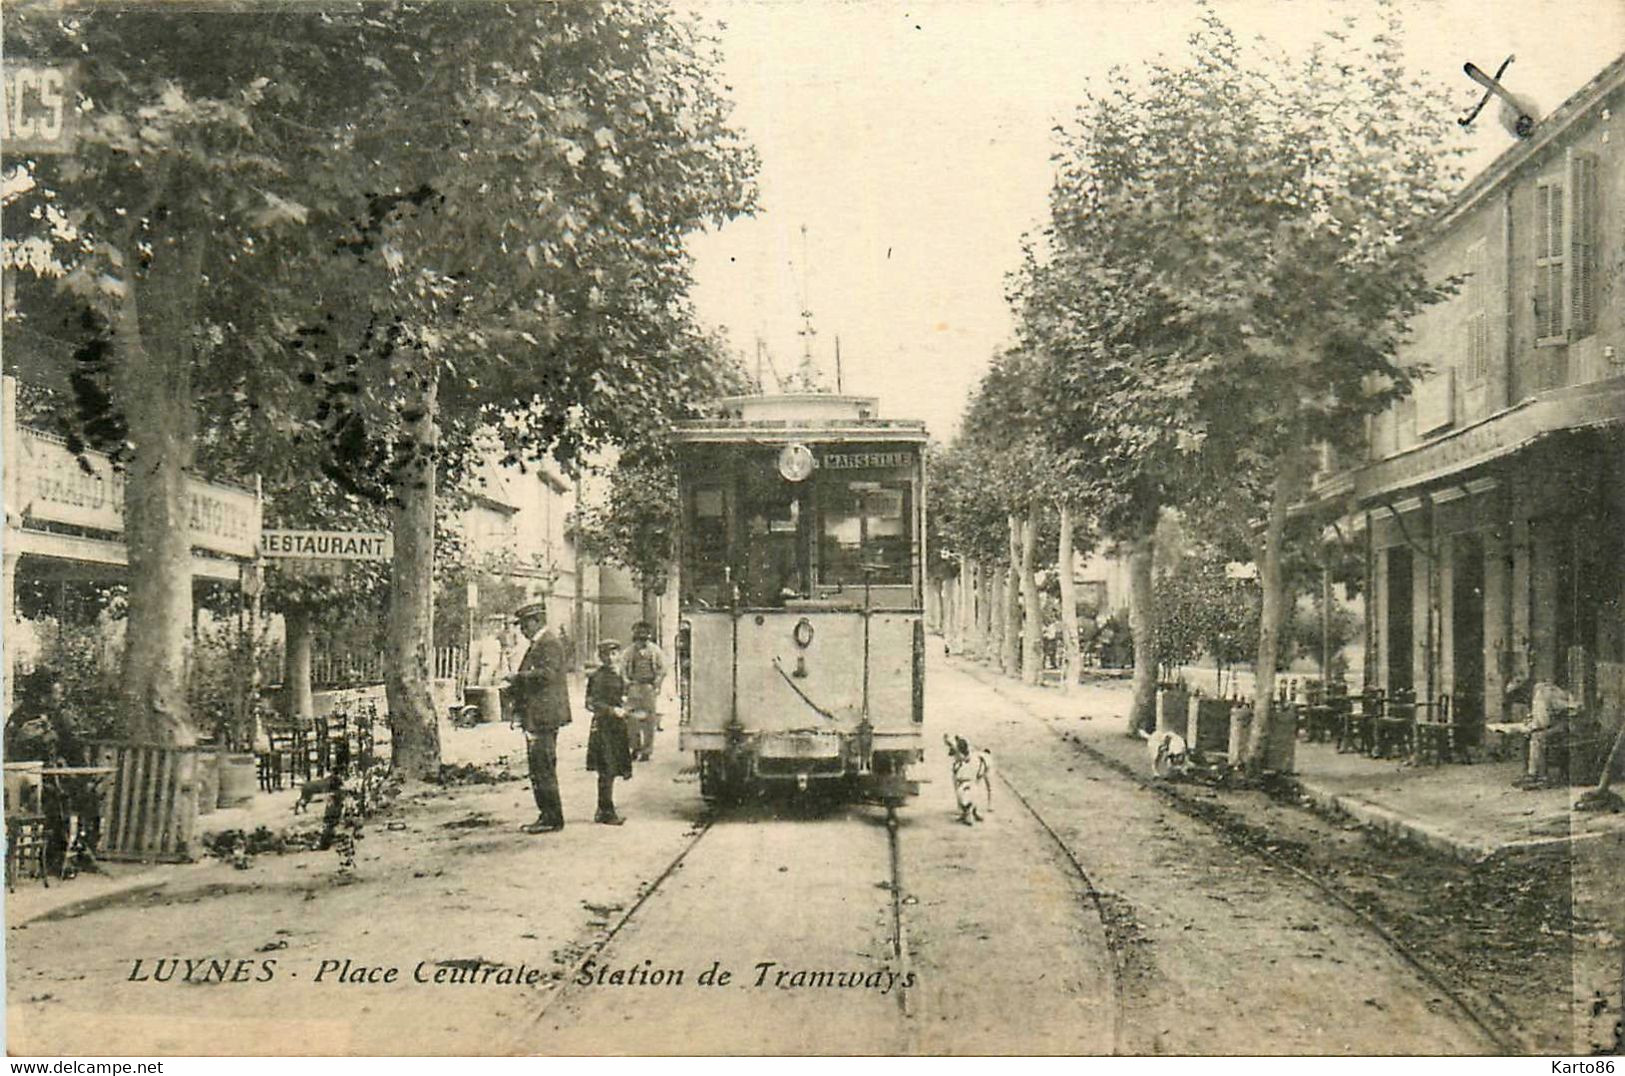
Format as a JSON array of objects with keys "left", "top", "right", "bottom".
[
  {"left": 686, "top": 485, "right": 730, "bottom": 607},
  {"left": 819, "top": 480, "right": 910, "bottom": 587},
  {"left": 740, "top": 485, "right": 807, "bottom": 607}
]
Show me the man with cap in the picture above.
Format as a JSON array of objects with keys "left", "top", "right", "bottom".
[
  {"left": 507, "top": 598, "right": 571, "bottom": 833},
  {"left": 584, "top": 638, "right": 632, "bottom": 824},
  {"left": 619, "top": 621, "right": 667, "bottom": 762}
]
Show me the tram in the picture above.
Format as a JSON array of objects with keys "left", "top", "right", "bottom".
[{"left": 672, "top": 394, "right": 928, "bottom": 805}]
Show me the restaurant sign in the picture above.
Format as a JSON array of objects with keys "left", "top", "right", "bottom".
[
  {"left": 260, "top": 530, "right": 393, "bottom": 561},
  {"left": 13, "top": 427, "right": 260, "bottom": 558}
]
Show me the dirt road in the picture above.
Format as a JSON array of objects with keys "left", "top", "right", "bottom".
[{"left": 6, "top": 653, "right": 1500, "bottom": 1055}]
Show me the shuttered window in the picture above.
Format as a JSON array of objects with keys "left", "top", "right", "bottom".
[
  {"left": 1533, "top": 150, "right": 1600, "bottom": 345},
  {"left": 1534, "top": 179, "right": 1565, "bottom": 343},
  {"left": 1569, "top": 151, "right": 1598, "bottom": 338},
  {"left": 1462, "top": 239, "right": 1489, "bottom": 385}
]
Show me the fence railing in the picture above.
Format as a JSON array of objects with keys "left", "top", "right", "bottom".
[
  {"left": 434, "top": 646, "right": 467, "bottom": 687},
  {"left": 258, "top": 646, "right": 468, "bottom": 690}
]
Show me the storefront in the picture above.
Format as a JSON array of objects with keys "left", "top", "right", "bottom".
[
  {"left": 2, "top": 376, "right": 264, "bottom": 715},
  {"left": 1351, "top": 380, "right": 1625, "bottom": 730}
]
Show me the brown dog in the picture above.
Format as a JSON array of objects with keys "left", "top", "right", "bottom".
[{"left": 293, "top": 773, "right": 339, "bottom": 813}]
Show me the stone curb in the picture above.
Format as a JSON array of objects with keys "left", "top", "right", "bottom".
[
  {"left": 1294, "top": 781, "right": 1615, "bottom": 863},
  {"left": 7, "top": 869, "right": 179, "bottom": 926},
  {"left": 1291, "top": 783, "right": 1497, "bottom": 863}
]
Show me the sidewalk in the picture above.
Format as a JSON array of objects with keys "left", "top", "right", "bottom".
[
  {"left": 954, "top": 656, "right": 1625, "bottom": 863},
  {"left": 4, "top": 685, "right": 549, "bottom": 928}
]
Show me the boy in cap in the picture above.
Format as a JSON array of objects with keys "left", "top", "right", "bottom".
[{"left": 585, "top": 639, "right": 632, "bottom": 825}]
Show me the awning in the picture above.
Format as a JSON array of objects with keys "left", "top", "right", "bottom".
[{"left": 1308, "top": 376, "right": 1625, "bottom": 510}]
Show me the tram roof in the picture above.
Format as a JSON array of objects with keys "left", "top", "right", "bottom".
[
  {"left": 671, "top": 421, "right": 929, "bottom": 446},
  {"left": 673, "top": 392, "right": 928, "bottom": 445}
]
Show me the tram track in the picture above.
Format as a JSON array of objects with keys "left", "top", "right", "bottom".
[
  {"left": 992, "top": 771, "right": 1126, "bottom": 1055},
  {"left": 970, "top": 666, "right": 1515, "bottom": 1055},
  {"left": 884, "top": 803, "right": 916, "bottom": 1021},
  {"left": 519, "top": 812, "right": 718, "bottom": 1042},
  {"left": 1054, "top": 727, "right": 1517, "bottom": 1054},
  {"left": 522, "top": 794, "right": 921, "bottom": 1053}
]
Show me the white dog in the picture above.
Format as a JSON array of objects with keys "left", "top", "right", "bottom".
[
  {"left": 945, "top": 734, "right": 994, "bottom": 824},
  {"left": 1146, "top": 730, "right": 1190, "bottom": 779}
]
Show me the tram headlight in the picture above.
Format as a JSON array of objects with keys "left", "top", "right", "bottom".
[{"left": 793, "top": 617, "right": 815, "bottom": 649}]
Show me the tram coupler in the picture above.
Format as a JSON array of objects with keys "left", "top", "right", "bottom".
[{"left": 854, "top": 721, "right": 875, "bottom": 775}]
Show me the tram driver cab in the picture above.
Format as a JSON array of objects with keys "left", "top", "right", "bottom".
[{"left": 673, "top": 394, "right": 927, "bottom": 805}]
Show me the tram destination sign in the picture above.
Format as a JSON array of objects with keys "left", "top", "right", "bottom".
[
  {"left": 820, "top": 450, "right": 914, "bottom": 470},
  {"left": 260, "top": 530, "right": 393, "bottom": 561}
]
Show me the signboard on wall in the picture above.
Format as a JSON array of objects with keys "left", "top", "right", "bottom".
[
  {"left": 260, "top": 530, "right": 392, "bottom": 561},
  {"left": 2, "top": 61, "right": 78, "bottom": 155},
  {"left": 13, "top": 427, "right": 260, "bottom": 558}
]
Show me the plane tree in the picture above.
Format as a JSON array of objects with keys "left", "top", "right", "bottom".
[
  {"left": 1014, "top": 9, "right": 1462, "bottom": 749},
  {"left": 571, "top": 330, "right": 756, "bottom": 627},
  {"left": 929, "top": 435, "right": 1010, "bottom": 662},
  {"left": 1078, "top": 12, "right": 1461, "bottom": 770},
  {"left": 4, "top": 3, "right": 757, "bottom": 779}
]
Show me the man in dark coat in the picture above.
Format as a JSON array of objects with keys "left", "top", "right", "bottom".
[
  {"left": 508, "top": 599, "right": 571, "bottom": 833},
  {"left": 584, "top": 639, "right": 632, "bottom": 825}
]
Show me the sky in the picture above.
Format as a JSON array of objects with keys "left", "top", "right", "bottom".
[{"left": 679, "top": 0, "right": 1625, "bottom": 442}]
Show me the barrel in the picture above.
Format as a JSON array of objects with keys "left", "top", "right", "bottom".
[
  {"left": 216, "top": 752, "right": 257, "bottom": 808},
  {"left": 195, "top": 751, "right": 220, "bottom": 815},
  {"left": 464, "top": 685, "right": 502, "bottom": 724}
]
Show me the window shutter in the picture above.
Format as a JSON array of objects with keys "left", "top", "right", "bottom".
[
  {"left": 1568, "top": 150, "right": 1598, "bottom": 336},
  {"left": 1534, "top": 179, "right": 1566, "bottom": 342},
  {"left": 1463, "top": 240, "right": 1488, "bottom": 385}
]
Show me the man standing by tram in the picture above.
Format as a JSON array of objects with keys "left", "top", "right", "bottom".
[
  {"left": 507, "top": 599, "right": 571, "bottom": 833},
  {"left": 619, "top": 620, "right": 666, "bottom": 762}
]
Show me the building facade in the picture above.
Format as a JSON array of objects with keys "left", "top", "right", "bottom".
[{"left": 1311, "top": 56, "right": 1625, "bottom": 733}]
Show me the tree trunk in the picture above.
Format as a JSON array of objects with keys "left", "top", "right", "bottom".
[
  {"left": 1003, "top": 515, "right": 1022, "bottom": 678},
  {"left": 661, "top": 558, "right": 680, "bottom": 651},
  {"left": 1587, "top": 719, "right": 1625, "bottom": 798},
  {"left": 283, "top": 606, "right": 316, "bottom": 725},
  {"left": 113, "top": 198, "right": 204, "bottom": 747},
  {"left": 1245, "top": 456, "right": 1306, "bottom": 773},
  {"left": 992, "top": 571, "right": 1006, "bottom": 670},
  {"left": 1127, "top": 533, "right": 1156, "bottom": 736},
  {"left": 977, "top": 560, "right": 994, "bottom": 659},
  {"left": 1058, "top": 503, "right": 1079, "bottom": 695},
  {"left": 641, "top": 586, "right": 660, "bottom": 629},
  {"left": 385, "top": 369, "right": 443, "bottom": 782},
  {"left": 1021, "top": 508, "right": 1042, "bottom": 686},
  {"left": 949, "top": 555, "right": 962, "bottom": 656}
]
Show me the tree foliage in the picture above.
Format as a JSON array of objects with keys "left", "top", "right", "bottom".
[
  {"left": 4, "top": 2, "right": 758, "bottom": 767},
  {"left": 1007, "top": 3, "right": 1464, "bottom": 758}
]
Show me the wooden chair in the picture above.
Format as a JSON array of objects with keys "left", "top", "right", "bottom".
[
  {"left": 1375, "top": 689, "right": 1417, "bottom": 759},
  {"left": 257, "top": 727, "right": 300, "bottom": 791},
  {"left": 1339, "top": 688, "right": 1382, "bottom": 754},
  {"left": 5, "top": 815, "right": 50, "bottom": 891},
  {"left": 1413, "top": 694, "right": 1452, "bottom": 765}
]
